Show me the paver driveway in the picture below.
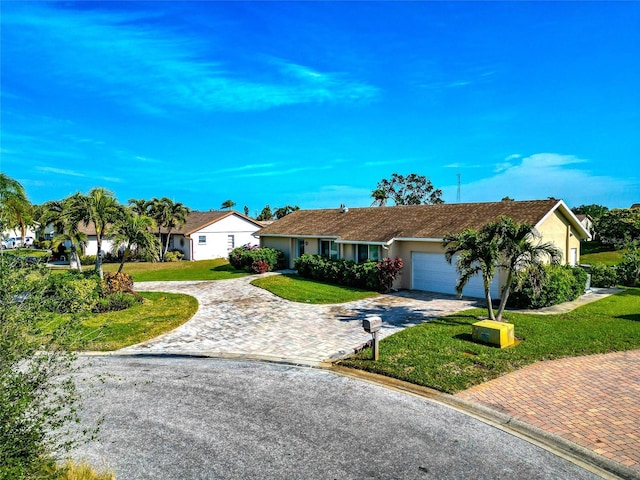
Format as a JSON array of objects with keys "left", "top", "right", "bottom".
[{"left": 121, "top": 275, "right": 478, "bottom": 364}]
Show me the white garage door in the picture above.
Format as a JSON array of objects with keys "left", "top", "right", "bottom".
[{"left": 411, "top": 252, "right": 500, "bottom": 299}]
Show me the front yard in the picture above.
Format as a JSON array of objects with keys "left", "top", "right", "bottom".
[
  {"left": 102, "top": 258, "right": 249, "bottom": 281},
  {"left": 340, "top": 288, "right": 640, "bottom": 394}
]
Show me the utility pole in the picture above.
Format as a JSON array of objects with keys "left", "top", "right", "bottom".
[{"left": 457, "top": 173, "right": 461, "bottom": 203}]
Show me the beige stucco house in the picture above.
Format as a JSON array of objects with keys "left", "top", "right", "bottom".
[{"left": 256, "top": 199, "right": 591, "bottom": 299}]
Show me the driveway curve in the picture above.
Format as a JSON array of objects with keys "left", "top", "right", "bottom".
[{"left": 122, "top": 275, "right": 478, "bottom": 364}]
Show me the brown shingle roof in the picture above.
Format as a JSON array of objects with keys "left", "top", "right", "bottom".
[
  {"left": 76, "top": 210, "right": 262, "bottom": 236},
  {"left": 256, "top": 199, "right": 564, "bottom": 243},
  {"left": 162, "top": 210, "right": 263, "bottom": 235}
]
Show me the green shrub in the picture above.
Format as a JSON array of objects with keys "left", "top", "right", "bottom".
[
  {"left": 508, "top": 264, "right": 588, "bottom": 309},
  {"left": 587, "top": 263, "right": 618, "bottom": 288},
  {"left": 80, "top": 255, "right": 97, "bottom": 266},
  {"left": 616, "top": 247, "right": 640, "bottom": 287},
  {"left": 293, "top": 254, "right": 402, "bottom": 293},
  {"left": 93, "top": 292, "right": 142, "bottom": 313},
  {"left": 163, "top": 250, "right": 184, "bottom": 262},
  {"left": 38, "top": 271, "right": 100, "bottom": 314},
  {"left": 229, "top": 245, "right": 285, "bottom": 272}
]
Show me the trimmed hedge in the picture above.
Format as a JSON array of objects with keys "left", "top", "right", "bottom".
[
  {"left": 293, "top": 254, "right": 403, "bottom": 293},
  {"left": 507, "top": 264, "right": 589, "bottom": 309},
  {"left": 229, "top": 245, "right": 285, "bottom": 273}
]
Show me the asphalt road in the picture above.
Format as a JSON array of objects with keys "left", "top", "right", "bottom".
[{"left": 70, "top": 356, "right": 602, "bottom": 480}]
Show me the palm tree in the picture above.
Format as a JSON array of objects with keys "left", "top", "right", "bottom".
[
  {"left": 148, "top": 197, "right": 190, "bottom": 260},
  {"left": 65, "top": 188, "right": 121, "bottom": 278},
  {"left": 37, "top": 200, "right": 66, "bottom": 241},
  {"left": 109, "top": 210, "right": 160, "bottom": 273},
  {"left": 443, "top": 227, "right": 501, "bottom": 320},
  {"left": 492, "top": 217, "right": 561, "bottom": 321},
  {"left": 128, "top": 198, "right": 151, "bottom": 216},
  {"left": 51, "top": 229, "right": 87, "bottom": 272},
  {"left": 0, "top": 173, "right": 32, "bottom": 243}
]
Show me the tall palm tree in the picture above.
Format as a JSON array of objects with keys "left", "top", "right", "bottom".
[
  {"left": 443, "top": 227, "right": 501, "bottom": 320},
  {"left": 65, "top": 188, "right": 121, "bottom": 278},
  {"left": 492, "top": 216, "right": 561, "bottom": 321},
  {"left": 109, "top": 209, "right": 160, "bottom": 273},
  {"left": 148, "top": 197, "right": 190, "bottom": 260},
  {"left": 0, "top": 173, "right": 32, "bottom": 243}
]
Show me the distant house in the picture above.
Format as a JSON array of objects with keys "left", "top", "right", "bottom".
[
  {"left": 575, "top": 214, "right": 594, "bottom": 240},
  {"left": 163, "top": 210, "right": 263, "bottom": 261},
  {"left": 632, "top": 203, "right": 640, "bottom": 209},
  {"left": 256, "top": 199, "right": 591, "bottom": 299},
  {"left": 75, "top": 210, "right": 262, "bottom": 261}
]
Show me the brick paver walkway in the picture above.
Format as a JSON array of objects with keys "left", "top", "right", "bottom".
[{"left": 456, "top": 350, "right": 640, "bottom": 472}]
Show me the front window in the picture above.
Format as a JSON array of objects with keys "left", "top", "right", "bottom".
[
  {"left": 357, "top": 244, "right": 380, "bottom": 263},
  {"left": 320, "top": 240, "right": 338, "bottom": 260},
  {"left": 297, "top": 239, "right": 305, "bottom": 256},
  {"left": 198, "top": 235, "right": 206, "bottom": 245},
  {"left": 227, "top": 235, "right": 235, "bottom": 250}
]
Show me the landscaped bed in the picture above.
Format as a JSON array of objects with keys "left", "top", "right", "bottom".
[
  {"left": 340, "top": 288, "right": 640, "bottom": 394},
  {"left": 45, "top": 291, "right": 198, "bottom": 351}
]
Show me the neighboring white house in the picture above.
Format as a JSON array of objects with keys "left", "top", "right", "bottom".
[
  {"left": 164, "top": 210, "right": 263, "bottom": 261},
  {"left": 74, "top": 210, "right": 263, "bottom": 261}
]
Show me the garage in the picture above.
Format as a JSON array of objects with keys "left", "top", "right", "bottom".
[{"left": 411, "top": 252, "right": 500, "bottom": 299}]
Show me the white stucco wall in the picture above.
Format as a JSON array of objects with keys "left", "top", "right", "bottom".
[{"left": 186, "top": 215, "right": 261, "bottom": 261}]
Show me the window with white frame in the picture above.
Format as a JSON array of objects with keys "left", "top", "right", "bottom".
[
  {"left": 227, "top": 235, "right": 235, "bottom": 250},
  {"left": 320, "top": 240, "right": 338, "bottom": 260},
  {"left": 198, "top": 235, "right": 206, "bottom": 245},
  {"left": 357, "top": 244, "right": 380, "bottom": 263}
]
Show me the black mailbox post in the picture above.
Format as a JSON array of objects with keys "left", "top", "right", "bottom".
[{"left": 362, "top": 315, "right": 382, "bottom": 360}]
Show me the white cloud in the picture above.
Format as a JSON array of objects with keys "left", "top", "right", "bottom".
[
  {"left": 443, "top": 153, "right": 638, "bottom": 208},
  {"left": 36, "top": 166, "right": 86, "bottom": 177},
  {"left": 3, "top": 3, "right": 378, "bottom": 114}
]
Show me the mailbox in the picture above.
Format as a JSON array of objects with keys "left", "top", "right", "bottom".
[{"left": 363, "top": 316, "right": 382, "bottom": 333}]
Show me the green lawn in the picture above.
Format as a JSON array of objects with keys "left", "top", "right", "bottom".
[
  {"left": 251, "top": 274, "right": 379, "bottom": 304},
  {"left": 1, "top": 248, "right": 50, "bottom": 258},
  {"left": 340, "top": 288, "right": 640, "bottom": 394},
  {"left": 580, "top": 240, "right": 625, "bottom": 266},
  {"left": 102, "top": 258, "right": 249, "bottom": 281},
  {"left": 49, "top": 291, "right": 198, "bottom": 351}
]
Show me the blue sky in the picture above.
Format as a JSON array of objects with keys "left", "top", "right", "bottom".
[{"left": 1, "top": 1, "right": 638, "bottom": 214}]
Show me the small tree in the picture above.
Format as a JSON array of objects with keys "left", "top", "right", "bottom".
[
  {"left": 221, "top": 199, "right": 236, "bottom": 210},
  {"left": 109, "top": 210, "right": 160, "bottom": 273},
  {"left": 444, "top": 227, "right": 501, "bottom": 320},
  {"left": 492, "top": 216, "right": 561, "bottom": 321}
]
